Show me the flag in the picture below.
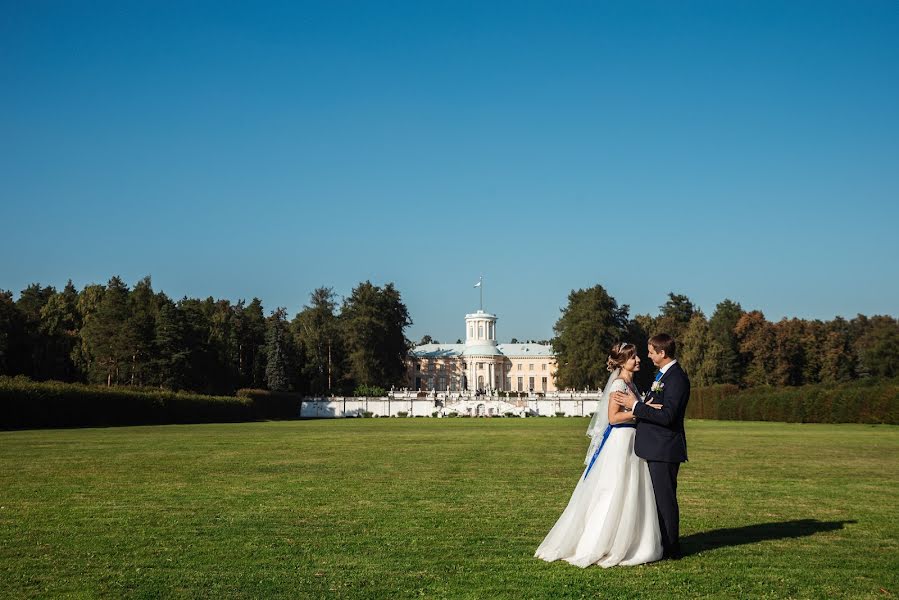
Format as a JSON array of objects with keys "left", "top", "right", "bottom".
[{"left": 474, "top": 280, "right": 481, "bottom": 288}]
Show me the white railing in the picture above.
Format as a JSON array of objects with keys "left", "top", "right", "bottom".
[{"left": 299, "top": 391, "right": 604, "bottom": 419}]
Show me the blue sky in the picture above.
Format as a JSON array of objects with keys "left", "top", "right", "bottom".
[{"left": 2, "top": 1, "right": 898, "bottom": 344}]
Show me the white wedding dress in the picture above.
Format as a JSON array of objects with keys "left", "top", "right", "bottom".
[{"left": 535, "top": 377, "right": 662, "bottom": 568}]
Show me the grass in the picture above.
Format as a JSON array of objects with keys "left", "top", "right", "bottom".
[{"left": 1, "top": 418, "right": 897, "bottom": 599}]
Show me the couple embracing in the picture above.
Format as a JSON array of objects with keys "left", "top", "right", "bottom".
[{"left": 535, "top": 334, "right": 690, "bottom": 567}]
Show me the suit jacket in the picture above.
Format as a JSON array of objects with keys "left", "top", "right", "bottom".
[{"left": 632, "top": 361, "right": 690, "bottom": 463}]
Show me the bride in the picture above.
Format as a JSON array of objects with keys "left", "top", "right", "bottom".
[{"left": 534, "top": 342, "right": 664, "bottom": 567}]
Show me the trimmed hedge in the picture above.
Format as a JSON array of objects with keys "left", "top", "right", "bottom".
[
  {"left": 0, "top": 377, "right": 302, "bottom": 429},
  {"left": 686, "top": 378, "right": 899, "bottom": 424}
]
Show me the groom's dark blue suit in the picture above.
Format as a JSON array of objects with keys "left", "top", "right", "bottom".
[{"left": 632, "top": 361, "right": 690, "bottom": 558}]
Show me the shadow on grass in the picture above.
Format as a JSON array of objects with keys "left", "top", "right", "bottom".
[{"left": 682, "top": 519, "right": 856, "bottom": 556}]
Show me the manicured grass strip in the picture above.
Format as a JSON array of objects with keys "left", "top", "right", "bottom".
[{"left": 1, "top": 419, "right": 897, "bottom": 598}]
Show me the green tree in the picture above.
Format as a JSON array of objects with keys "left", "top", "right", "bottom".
[
  {"left": 708, "top": 299, "right": 745, "bottom": 385},
  {"left": 39, "top": 280, "right": 81, "bottom": 381},
  {"left": 125, "top": 277, "right": 159, "bottom": 387},
  {"left": 15, "top": 283, "right": 56, "bottom": 379},
  {"left": 71, "top": 284, "right": 105, "bottom": 378},
  {"left": 799, "top": 320, "right": 826, "bottom": 384},
  {"left": 339, "top": 281, "right": 412, "bottom": 390},
  {"left": 552, "top": 285, "right": 629, "bottom": 389},
  {"left": 154, "top": 297, "right": 191, "bottom": 390},
  {"left": 238, "top": 298, "right": 268, "bottom": 389},
  {"left": 0, "top": 290, "right": 26, "bottom": 375},
  {"left": 291, "top": 287, "right": 341, "bottom": 395},
  {"left": 772, "top": 318, "right": 807, "bottom": 386},
  {"left": 80, "top": 277, "right": 134, "bottom": 385},
  {"left": 820, "top": 317, "right": 855, "bottom": 383},
  {"left": 653, "top": 293, "right": 696, "bottom": 341},
  {"left": 208, "top": 299, "right": 240, "bottom": 392},
  {"left": 679, "top": 312, "right": 727, "bottom": 386},
  {"left": 735, "top": 310, "right": 775, "bottom": 387},
  {"left": 265, "top": 307, "right": 294, "bottom": 392},
  {"left": 178, "top": 297, "right": 221, "bottom": 394},
  {"left": 853, "top": 315, "right": 899, "bottom": 378}
]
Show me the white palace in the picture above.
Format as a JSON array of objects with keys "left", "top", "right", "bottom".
[
  {"left": 299, "top": 302, "right": 606, "bottom": 419},
  {"left": 405, "top": 308, "right": 559, "bottom": 393}
]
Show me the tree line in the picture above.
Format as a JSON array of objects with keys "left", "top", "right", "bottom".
[
  {"left": 0, "top": 277, "right": 410, "bottom": 396},
  {"left": 551, "top": 286, "right": 899, "bottom": 391},
  {"left": 3, "top": 278, "right": 897, "bottom": 395}
]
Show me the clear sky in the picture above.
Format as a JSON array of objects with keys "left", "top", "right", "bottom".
[{"left": 2, "top": 1, "right": 898, "bottom": 344}]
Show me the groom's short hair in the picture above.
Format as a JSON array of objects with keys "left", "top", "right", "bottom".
[{"left": 649, "top": 333, "right": 676, "bottom": 359}]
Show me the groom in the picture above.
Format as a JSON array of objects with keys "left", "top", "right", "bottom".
[{"left": 612, "top": 333, "right": 690, "bottom": 560}]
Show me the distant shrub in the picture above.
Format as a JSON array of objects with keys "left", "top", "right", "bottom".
[
  {"left": 362, "top": 411, "right": 373, "bottom": 418},
  {"left": 686, "top": 378, "right": 899, "bottom": 424},
  {"left": 353, "top": 384, "right": 387, "bottom": 397},
  {"left": 0, "top": 377, "right": 302, "bottom": 429},
  {"left": 396, "top": 411, "right": 408, "bottom": 418},
  {"left": 554, "top": 411, "right": 567, "bottom": 417}
]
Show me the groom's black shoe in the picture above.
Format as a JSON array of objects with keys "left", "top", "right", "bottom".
[{"left": 662, "top": 543, "right": 682, "bottom": 560}]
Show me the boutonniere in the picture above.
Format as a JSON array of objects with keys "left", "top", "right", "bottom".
[{"left": 651, "top": 381, "right": 665, "bottom": 393}]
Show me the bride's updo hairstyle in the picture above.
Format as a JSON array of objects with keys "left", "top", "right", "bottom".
[{"left": 607, "top": 342, "right": 636, "bottom": 372}]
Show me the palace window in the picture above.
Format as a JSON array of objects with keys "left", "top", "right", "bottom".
[
  {"left": 529, "top": 376, "right": 535, "bottom": 391},
  {"left": 517, "top": 376, "right": 523, "bottom": 391},
  {"left": 542, "top": 377, "right": 547, "bottom": 391},
  {"left": 541, "top": 363, "right": 547, "bottom": 371},
  {"left": 478, "top": 324, "right": 484, "bottom": 338},
  {"left": 517, "top": 363, "right": 522, "bottom": 371},
  {"left": 529, "top": 364, "right": 534, "bottom": 371}
]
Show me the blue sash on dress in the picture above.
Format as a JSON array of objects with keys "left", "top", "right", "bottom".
[{"left": 583, "top": 423, "right": 636, "bottom": 480}]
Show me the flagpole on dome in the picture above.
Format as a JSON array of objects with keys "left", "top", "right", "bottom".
[{"left": 474, "top": 276, "right": 483, "bottom": 311}]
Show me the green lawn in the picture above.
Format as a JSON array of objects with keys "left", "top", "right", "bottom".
[{"left": 1, "top": 419, "right": 897, "bottom": 599}]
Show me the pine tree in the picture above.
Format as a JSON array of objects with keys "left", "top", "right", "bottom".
[
  {"left": 709, "top": 299, "right": 745, "bottom": 385},
  {"left": 0, "top": 290, "right": 26, "bottom": 376},
  {"left": 154, "top": 298, "right": 190, "bottom": 390},
  {"left": 126, "top": 277, "right": 159, "bottom": 387},
  {"left": 15, "top": 283, "right": 56, "bottom": 379},
  {"left": 291, "top": 287, "right": 341, "bottom": 395},
  {"left": 265, "top": 308, "right": 292, "bottom": 392}
]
